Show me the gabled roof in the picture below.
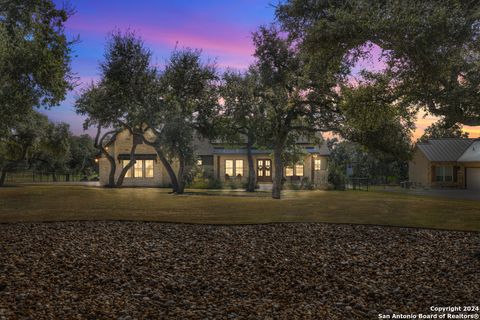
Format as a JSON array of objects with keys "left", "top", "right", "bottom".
[
  {"left": 458, "top": 140, "right": 480, "bottom": 162},
  {"left": 416, "top": 138, "right": 474, "bottom": 162}
]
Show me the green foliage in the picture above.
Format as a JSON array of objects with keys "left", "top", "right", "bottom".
[
  {"left": 157, "top": 48, "right": 219, "bottom": 158},
  {"left": 188, "top": 174, "right": 223, "bottom": 189},
  {"left": 0, "top": 0, "right": 74, "bottom": 132},
  {"left": 219, "top": 68, "right": 265, "bottom": 144},
  {"left": 77, "top": 31, "right": 157, "bottom": 131},
  {"left": 327, "top": 139, "right": 409, "bottom": 187},
  {"left": 75, "top": 31, "right": 159, "bottom": 187},
  {"left": 0, "top": 111, "right": 50, "bottom": 170},
  {"left": 277, "top": 0, "right": 480, "bottom": 126},
  {"left": 252, "top": 25, "right": 342, "bottom": 198},
  {"left": 284, "top": 177, "right": 315, "bottom": 190},
  {"left": 338, "top": 77, "right": 414, "bottom": 160},
  {"left": 146, "top": 48, "right": 219, "bottom": 192},
  {"left": 0, "top": 111, "right": 92, "bottom": 184},
  {"left": 418, "top": 119, "right": 469, "bottom": 142},
  {"left": 68, "top": 135, "right": 97, "bottom": 176},
  {"left": 32, "top": 122, "right": 72, "bottom": 174}
]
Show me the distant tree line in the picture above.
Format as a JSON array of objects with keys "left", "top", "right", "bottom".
[
  {"left": 0, "top": 111, "right": 97, "bottom": 186},
  {"left": 2, "top": 0, "right": 479, "bottom": 199}
]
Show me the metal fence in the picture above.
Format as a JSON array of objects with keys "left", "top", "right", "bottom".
[
  {"left": 348, "top": 177, "right": 370, "bottom": 191},
  {"left": 5, "top": 171, "right": 86, "bottom": 183}
]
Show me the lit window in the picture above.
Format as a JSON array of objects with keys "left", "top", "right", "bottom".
[
  {"left": 225, "top": 160, "right": 234, "bottom": 177},
  {"left": 265, "top": 160, "right": 271, "bottom": 176},
  {"left": 122, "top": 160, "right": 132, "bottom": 178},
  {"left": 134, "top": 160, "right": 143, "bottom": 178},
  {"left": 295, "top": 164, "right": 304, "bottom": 176},
  {"left": 435, "top": 166, "right": 453, "bottom": 182},
  {"left": 314, "top": 159, "right": 322, "bottom": 171},
  {"left": 285, "top": 166, "right": 294, "bottom": 177},
  {"left": 145, "top": 160, "right": 154, "bottom": 178},
  {"left": 235, "top": 160, "right": 243, "bottom": 177},
  {"left": 197, "top": 159, "right": 203, "bottom": 166}
]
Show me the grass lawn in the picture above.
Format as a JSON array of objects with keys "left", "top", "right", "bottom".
[{"left": 0, "top": 184, "right": 479, "bottom": 231}]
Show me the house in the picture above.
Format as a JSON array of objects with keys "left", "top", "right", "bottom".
[
  {"left": 408, "top": 138, "right": 480, "bottom": 190},
  {"left": 98, "top": 129, "right": 331, "bottom": 188}
]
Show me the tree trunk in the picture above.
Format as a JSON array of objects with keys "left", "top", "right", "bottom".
[
  {"left": 246, "top": 138, "right": 256, "bottom": 192},
  {"left": 94, "top": 126, "right": 121, "bottom": 188},
  {"left": 115, "top": 141, "right": 139, "bottom": 187},
  {"left": 272, "top": 145, "right": 284, "bottom": 199},
  {"left": 153, "top": 145, "right": 179, "bottom": 193},
  {"left": 0, "top": 168, "right": 7, "bottom": 187},
  {"left": 52, "top": 172, "right": 57, "bottom": 182},
  {"left": 176, "top": 154, "right": 186, "bottom": 194},
  {"left": 106, "top": 156, "right": 116, "bottom": 187}
]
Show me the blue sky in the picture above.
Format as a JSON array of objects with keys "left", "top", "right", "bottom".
[
  {"left": 43, "top": 0, "right": 480, "bottom": 138},
  {"left": 45, "top": 0, "right": 275, "bottom": 135}
]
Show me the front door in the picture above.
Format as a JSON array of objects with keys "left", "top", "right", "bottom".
[{"left": 257, "top": 159, "right": 272, "bottom": 182}]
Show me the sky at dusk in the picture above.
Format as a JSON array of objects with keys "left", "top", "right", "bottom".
[{"left": 42, "top": 0, "right": 479, "bottom": 139}]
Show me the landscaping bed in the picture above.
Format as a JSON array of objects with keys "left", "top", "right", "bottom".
[{"left": 0, "top": 222, "right": 479, "bottom": 319}]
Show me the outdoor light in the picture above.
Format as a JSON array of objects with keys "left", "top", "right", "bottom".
[{"left": 95, "top": 158, "right": 99, "bottom": 163}]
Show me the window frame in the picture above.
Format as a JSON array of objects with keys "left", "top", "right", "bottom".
[
  {"left": 295, "top": 164, "right": 304, "bottom": 177},
  {"left": 285, "top": 166, "right": 294, "bottom": 177},
  {"left": 144, "top": 160, "right": 154, "bottom": 178},
  {"left": 134, "top": 160, "right": 144, "bottom": 178},
  {"left": 123, "top": 159, "right": 155, "bottom": 179},
  {"left": 285, "top": 163, "right": 304, "bottom": 177},
  {"left": 435, "top": 166, "right": 453, "bottom": 182},
  {"left": 225, "top": 160, "right": 234, "bottom": 177},
  {"left": 235, "top": 159, "right": 244, "bottom": 177},
  {"left": 225, "top": 159, "right": 244, "bottom": 178}
]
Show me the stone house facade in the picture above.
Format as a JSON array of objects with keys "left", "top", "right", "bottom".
[{"left": 99, "top": 130, "right": 331, "bottom": 188}]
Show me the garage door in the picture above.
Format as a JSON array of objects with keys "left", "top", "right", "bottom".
[{"left": 466, "top": 168, "right": 480, "bottom": 190}]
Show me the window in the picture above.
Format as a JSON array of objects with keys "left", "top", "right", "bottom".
[
  {"left": 225, "top": 160, "right": 234, "bottom": 177},
  {"left": 134, "top": 160, "right": 143, "bottom": 178},
  {"left": 315, "top": 158, "right": 328, "bottom": 170},
  {"left": 285, "top": 163, "right": 304, "bottom": 177},
  {"left": 295, "top": 164, "right": 304, "bottom": 176},
  {"left": 145, "top": 160, "right": 154, "bottom": 178},
  {"left": 265, "top": 160, "right": 271, "bottom": 176},
  {"left": 321, "top": 159, "right": 327, "bottom": 170},
  {"left": 435, "top": 166, "right": 453, "bottom": 182},
  {"left": 235, "top": 160, "right": 243, "bottom": 177},
  {"left": 123, "top": 159, "right": 155, "bottom": 178},
  {"left": 122, "top": 160, "right": 132, "bottom": 178},
  {"left": 285, "top": 166, "right": 294, "bottom": 177},
  {"left": 225, "top": 160, "right": 244, "bottom": 178}
]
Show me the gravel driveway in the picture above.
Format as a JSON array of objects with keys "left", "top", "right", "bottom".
[{"left": 1, "top": 222, "right": 479, "bottom": 319}]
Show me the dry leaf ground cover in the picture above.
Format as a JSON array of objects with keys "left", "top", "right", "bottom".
[
  {"left": 0, "top": 222, "right": 479, "bottom": 319},
  {"left": 1, "top": 185, "right": 480, "bottom": 231}
]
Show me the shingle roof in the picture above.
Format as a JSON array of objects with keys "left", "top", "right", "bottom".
[{"left": 417, "top": 139, "right": 474, "bottom": 161}]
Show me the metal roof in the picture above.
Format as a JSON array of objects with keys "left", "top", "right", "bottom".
[
  {"left": 213, "top": 144, "right": 331, "bottom": 156},
  {"left": 417, "top": 139, "right": 474, "bottom": 162},
  {"left": 458, "top": 140, "right": 480, "bottom": 162}
]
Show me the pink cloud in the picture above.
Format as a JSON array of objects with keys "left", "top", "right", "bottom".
[{"left": 67, "top": 14, "right": 255, "bottom": 58}]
